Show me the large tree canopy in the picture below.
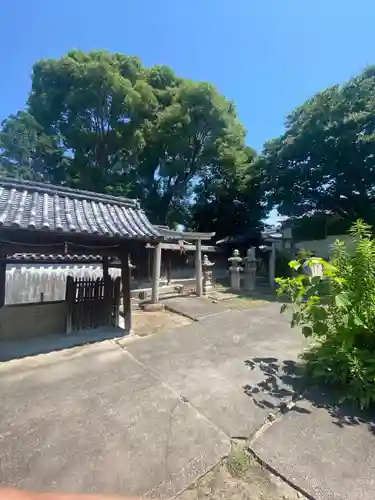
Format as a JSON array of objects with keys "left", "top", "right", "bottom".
[
  {"left": 190, "top": 146, "right": 265, "bottom": 239},
  {"left": 263, "top": 67, "right": 375, "bottom": 224},
  {"left": 0, "top": 50, "right": 263, "bottom": 232}
]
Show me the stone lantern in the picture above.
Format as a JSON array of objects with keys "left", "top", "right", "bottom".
[
  {"left": 202, "top": 254, "right": 214, "bottom": 294},
  {"left": 228, "top": 249, "right": 243, "bottom": 291},
  {"left": 243, "top": 246, "right": 257, "bottom": 292}
]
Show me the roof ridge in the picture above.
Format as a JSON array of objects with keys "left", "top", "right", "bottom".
[{"left": 0, "top": 177, "right": 139, "bottom": 208}]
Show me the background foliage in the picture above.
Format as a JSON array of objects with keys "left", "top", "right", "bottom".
[{"left": 261, "top": 66, "right": 375, "bottom": 231}]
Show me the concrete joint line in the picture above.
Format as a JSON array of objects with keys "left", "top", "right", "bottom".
[
  {"left": 111, "top": 340, "right": 310, "bottom": 499},
  {"left": 246, "top": 395, "right": 315, "bottom": 500},
  {"left": 112, "top": 338, "right": 231, "bottom": 441},
  {"left": 164, "top": 304, "right": 199, "bottom": 321},
  {"left": 112, "top": 338, "right": 231, "bottom": 499},
  {"left": 247, "top": 448, "right": 316, "bottom": 500}
]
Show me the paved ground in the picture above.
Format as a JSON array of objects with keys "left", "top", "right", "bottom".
[
  {"left": 252, "top": 394, "right": 375, "bottom": 500},
  {"left": 178, "top": 440, "right": 306, "bottom": 500},
  {"left": 0, "top": 327, "right": 125, "bottom": 362},
  {"left": 131, "top": 309, "right": 191, "bottom": 337},
  {"left": 120, "top": 303, "right": 306, "bottom": 438},
  {"left": 162, "top": 296, "right": 230, "bottom": 320},
  {"left": 0, "top": 341, "right": 229, "bottom": 498},
  {"left": 0, "top": 301, "right": 304, "bottom": 497},
  {"left": 2, "top": 300, "right": 375, "bottom": 499},
  {"left": 0, "top": 311, "right": 191, "bottom": 361}
]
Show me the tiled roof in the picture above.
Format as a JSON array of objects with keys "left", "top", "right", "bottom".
[
  {"left": 0, "top": 178, "right": 161, "bottom": 240},
  {"left": 7, "top": 253, "right": 109, "bottom": 262}
]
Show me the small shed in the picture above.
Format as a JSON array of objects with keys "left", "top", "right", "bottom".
[{"left": 0, "top": 177, "right": 161, "bottom": 339}]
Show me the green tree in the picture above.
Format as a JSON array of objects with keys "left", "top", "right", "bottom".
[
  {"left": 0, "top": 111, "right": 65, "bottom": 181},
  {"left": 28, "top": 51, "right": 149, "bottom": 195},
  {"left": 263, "top": 67, "right": 375, "bottom": 224},
  {"left": 17, "top": 50, "right": 253, "bottom": 225},
  {"left": 0, "top": 50, "right": 263, "bottom": 231},
  {"left": 190, "top": 146, "right": 265, "bottom": 239}
]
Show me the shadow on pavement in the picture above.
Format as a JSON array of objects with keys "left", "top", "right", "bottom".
[
  {"left": 243, "top": 356, "right": 375, "bottom": 434},
  {"left": 0, "top": 326, "right": 125, "bottom": 362}
]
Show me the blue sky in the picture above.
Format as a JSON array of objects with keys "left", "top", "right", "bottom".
[
  {"left": 2, "top": 1, "right": 375, "bottom": 151},
  {"left": 1, "top": 1, "right": 374, "bottom": 223}
]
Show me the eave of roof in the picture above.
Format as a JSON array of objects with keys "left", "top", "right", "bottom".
[
  {"left": 0, "top": 177, "right": 161, "bottom": 241},
  {"left": 6, "top": 253, "right": 111, "bottom": 264}
]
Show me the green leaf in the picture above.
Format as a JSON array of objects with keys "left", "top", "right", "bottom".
[
  {"left": 302, "top": 325, "right": 313, "bottom": 337},
  {"left": 289, "top": 260, "right": 301, "bottom": 271},
  {"left": 353, "top": 314, "right": 365, "bottom": 327},
  {"left": 310, "top": 276, "right": 322, "bottom": 286},
  {"left": 310, "top": 305, "right": 328, "bottom": 321},
  {"left": 341, "top": 314, "right": 349, "bottom": 327},
  {"left": 292, "top": 311, "right": 301, "bottom": 326},
  {"left": 335, "top": 293, "right": 351, "bottom": 309},
  {"left": 314, "top": 322, "right": 329, "bottom": 336}
]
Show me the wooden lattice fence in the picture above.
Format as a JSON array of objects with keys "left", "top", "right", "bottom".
[{"left": 65, "top": 276, "right": 121, "bottom": 333}]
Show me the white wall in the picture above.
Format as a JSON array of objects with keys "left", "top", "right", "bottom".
[
  {"left": 295, "top": 234, "right": 354, "bottom": 259},
  {"left": 5, "top": 265, "right": 121, "bottom": 304}
]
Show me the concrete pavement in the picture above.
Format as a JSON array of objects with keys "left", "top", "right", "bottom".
[
  {"left": 2, "top": 301, "right": 375, "bottom": 500},
  {"left": 0, "top": 340, "right": 229, "bottom": 498},
  {"left": 121, "top": 303, "right": 307, "bottom": 438},
  {"left": 251, "top": 395, "right": 375, "bottom": 500},
  {"left": 163, "top": 296, "right": 230, "bottom": 321}
]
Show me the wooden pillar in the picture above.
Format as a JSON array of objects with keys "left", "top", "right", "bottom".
[
  {"left": 102, "top": 256, "right": 109, "bottom": 282},
  {"left": 151, "top": 243, "right": 162, "bottom": 304},
  {"left": 102, "top": 256, "right": 110, "bottom": 325},
  {"left": 65, "top": 275, "right": 73, "bottom": 334},
  {"left": 195, "top": 239, "right": 203, "bottom": 297},
  {"left": 269, "top": 242, "right": 276, "bottom": 288},
  {"left": 121, "top": 251, "right": 132, "bottom": 332},
  {"left": 0, "top": 252, "right": 6, "bottom": 309}
]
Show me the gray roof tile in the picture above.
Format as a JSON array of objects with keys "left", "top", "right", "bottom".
[
  {"left": 0, "top": 178, "right": 160, "bottom": 240},
  {"left": 8, "top": 253, "right": 108, "bottom": 262}
]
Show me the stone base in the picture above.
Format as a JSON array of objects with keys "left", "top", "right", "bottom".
[
  {"left": 244, "top": 283, "right": 256, "bottom": 292},
  {"left": 141, "top": 303, "right": 165, "bottom": 312}
]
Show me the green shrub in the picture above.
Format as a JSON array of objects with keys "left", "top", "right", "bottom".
[{"left": 276, "top": 220, "right": 375, "bottom": 409}]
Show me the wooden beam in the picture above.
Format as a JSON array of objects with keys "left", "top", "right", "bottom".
[
  {"left": 151, "top": 243, "right": 162, "bottom": 304},
  {"left": 121, "top": 251, "right": 132, "bottom": 332},
  {"left": 0, "top": 253, "right": 6, "bottom": 308},
  {"left": 146, "top": 242, "right": 221, "bottom": 252},
  {"left": 155, "top": 227, "right": 215, "bottom": 241},
  {"left": 195, "top": 239, "right": 202, "bottom": 297}
]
